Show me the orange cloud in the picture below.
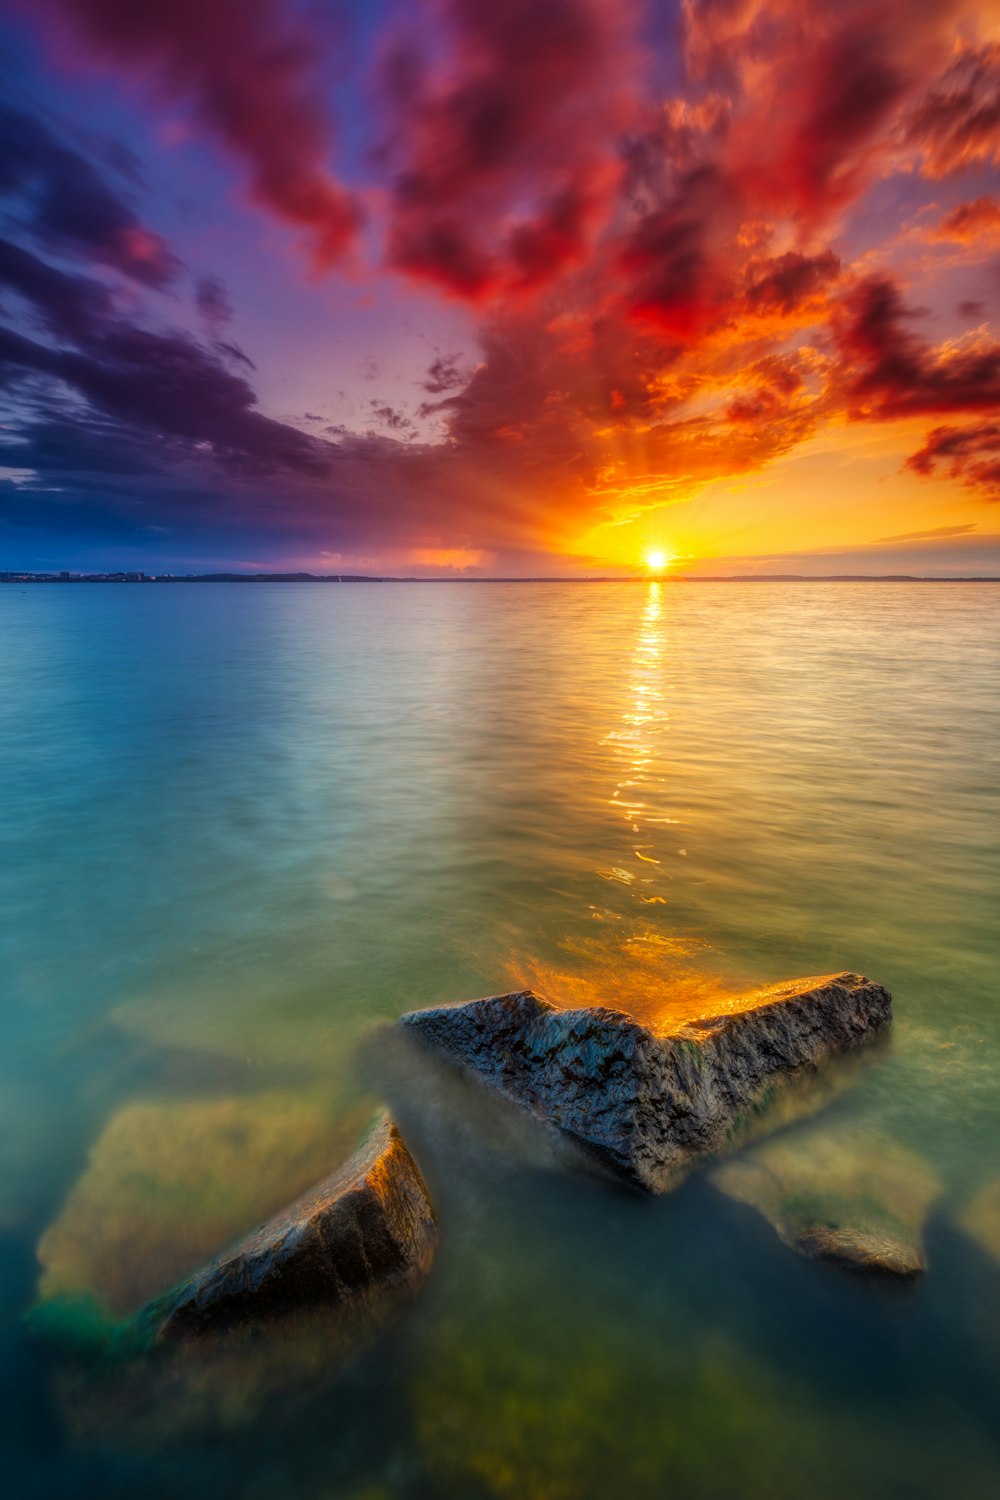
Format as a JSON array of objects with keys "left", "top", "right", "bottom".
[{"left": 928, "top": 196, "right": 1000, "bottom": 245}]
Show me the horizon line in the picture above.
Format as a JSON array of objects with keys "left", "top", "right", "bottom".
[{"left": 4, "top": 570, "right": 1000, "bottom": 584}]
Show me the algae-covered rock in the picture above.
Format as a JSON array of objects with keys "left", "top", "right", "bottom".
[
  {"left": 710, "top": 1122, "right": 940, "bottom": 1277},
  {"left": 400, "top": 973, "right": 891, "bottom": 1192},
  {"left": 37, "top": 1091, "right": 374, "bottom": 1316},
  {"left": 151, "top": 1114, "right": 437, "bottom": 1339},
  {"left": 33, "top": 1111, "right": 439, "bottom": 1442}
]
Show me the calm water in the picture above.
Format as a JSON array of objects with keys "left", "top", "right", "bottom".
[{"left": 2, "top": 581, "right": 999, "bottom": 1498}]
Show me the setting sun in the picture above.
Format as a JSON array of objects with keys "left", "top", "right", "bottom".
[{"left": 645, "top": 550, "right": 671, "bottom": 572}]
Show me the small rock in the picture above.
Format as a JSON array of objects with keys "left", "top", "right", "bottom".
[
  {"left": 150, "top": 1115, "right": 438, "bottom": 1339},
  {"left": 711, "top": 1124, "right": 939, "bottom": 1277},
  {"left": 400, "top": 973, "right": 891, "bottom": 1192},
  {"left": 958, "top": 1178, "right": 1000, "bottom": 1265},
  {"left": 794, "top": 1225, "right": 924, "bottom": 1277},
  {"left": 37, "top": 1091, "right": 371, "bottom": 1316}
]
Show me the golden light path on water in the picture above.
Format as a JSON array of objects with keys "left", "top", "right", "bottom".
[{"left": 513, "top": 580, "right": 737, "bottom": 1027}]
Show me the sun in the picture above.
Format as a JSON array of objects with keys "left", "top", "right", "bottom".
[{"left": 645, "top": 549, "right": 671, "bottom": 572}]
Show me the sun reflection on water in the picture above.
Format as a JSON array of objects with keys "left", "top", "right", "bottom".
[
  {"left": 509, "top": 581, "right": 739, "bottom": 1028},
  {"left": 603, "top": 581, "right": 672, "bottom": 905}
]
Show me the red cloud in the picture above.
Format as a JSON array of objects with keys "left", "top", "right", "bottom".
[
  {"left": 902, "top": 42, "right": 1000, "bottom": 177},
  {"left": 683, "top": 0, "right": 965, "bottom": 223},
  {"left": 905, "top": 421, "right": 1000, "bottom": 498},
  {"left": 836, "top": 276, "right": 1000, "bottom": 419},
  {"left": 36, "top": 0, "right": 360, "bottom": 269},
  {"left": 380, "top": 0, "right": 639, "bottom": 300},
  {"left": 743, "top": 250, "right": 841, "bottom": 313}
]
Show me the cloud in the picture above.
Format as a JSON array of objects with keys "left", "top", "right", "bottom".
[
  {"left": 681, "top": 0, "right": 965, "bottom": 220},
  {"left": 380, "top": 0, "right": 640, "bottom": 299},
  {"left": 901, "top": 41, "right": 1000, "bottom": 177},
  {"left": 422, "top": 353, "right": 469, "bottom": 393},
  {"left": 905, "top": 421, "right": 1000, "bottom": 497},
  {"left": 38, "top": 0, "right": 360, "bottom": 269},
  {"left": 835, "top": 275, "right": 1000, "bottom": 419},
  {"left": 928, "top": 196, "right": 1000, "bottom": 245},
  {"left": 369, "top": 400, "right": 415, "bottom": 436},
  {"left": 195, "top": 275, "right": 233, "bottom": 332},
  {"left": 874, "top": 524, "right": 978, "bottom": 542},
  {"left": 0, "top": 103, "right": 179, "bottom": 285},
  {"left": 5, "top": 1, "right": 999, "bottom": 570},
  {"left": 743, "top": 250, "right": 842, "bottom": 313},
  {"left": 0, "top": 237, "right": 328, "bottom": 477}
]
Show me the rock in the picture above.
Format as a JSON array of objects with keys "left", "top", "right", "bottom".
[
  {"left": 37, "top": 1091, "right": 374, "bottom": 1316},
  {"left": 794, "top": 1225, "right": 924, "bottom": 1276},
  {"left": 958, "top": 1178, "right": 1000, "bottom": 1265},
  {"left": 399, "top": 973, "right": 891, "bottom": 1192},
  {"left": 711, "top": 1123, "right": 939, "bottom": 1277},
  {"left": 149, "top": 1115, "right": 438, "bottom": 1339}
]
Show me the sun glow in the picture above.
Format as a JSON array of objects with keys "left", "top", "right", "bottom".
[{"left": 645, "top": 549, "right": 671, "bottom": 572}]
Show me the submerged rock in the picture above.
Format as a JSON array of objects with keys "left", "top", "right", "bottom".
[
  {"left": 38, "top": 1091, "right": 372, "bottom": 1316},
  {"left": 710, "top": 1123, "right": 939, "bottom": 1277},
  {"left": 34, "top": 1115, "right": 439, "bottom": 1439},
  {"left": 958, "top": 1178, "right": 1000, "bottom": 1265},
  {"left": 400, "top": 973, "right": 891, "bottom": 1192},
  {"left": 149, "top": 1115, "right": 438, "bottom": 1339}
]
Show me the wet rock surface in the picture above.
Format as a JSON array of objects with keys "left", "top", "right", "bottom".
[
  {"left": 711, "top": 1123, "right": 939, "bottom": 1277},
  {"left": 400, "top": 973, "right": 892, "bottom": 1192},
  {"left": 150, "top": 1115, "right": 438, "bottom": 1339}
]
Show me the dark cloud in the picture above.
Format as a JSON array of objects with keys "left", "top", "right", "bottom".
[
  {"left": 0, "top": 236, "right": 115, "bottom": 342},
  {"left": 214, "top": 339, "right": 256, "bottom": 371},
  {"left": 744, "top": 251, "right": 841, "bottom": 313},
  {"left": 0, "top": 237, "right": 328, "bottom": 477},
  {"left": 194, "top": 279, "right": 255, "bottom": 368},
  {"left": 616, "top": 166, "right": 736, "bottom": 340},
  {"left": 836, "top": 275, "right": 1000, "bottom": 419},
  {"left": 39, "top": 0, "right": 360, "bottom": 269},
  {"left": 905, "top": 421, "right": 1000, "bottom": 497},
  {"left": 422, "top": 353, "right": 468, "bottom": 394},
  {"left": 369, "top": 400, "right": 415, "bottom": 436},
  {"left": 381, "top": 0, "right": 638, "bottom": 299},
  {"left": 195, "top": 275, "right": 233, "bottom": 331},
  {"left": 0, "top": 103, "right": 179, "bottom": 285}
]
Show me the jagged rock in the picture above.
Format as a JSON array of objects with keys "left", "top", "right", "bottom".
[
  {"left": 399, "top": 973, "right": 891, "bottom": 1192},
  {"left": 711, "top": 1124, "right": 939, "bottom": 1277},
  {"left": 149, "top": 1115, "right": 438, "bottom": 1339}
]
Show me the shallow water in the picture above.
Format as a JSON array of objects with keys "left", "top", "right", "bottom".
[{"left": 2, "top": 580, "right": 999, "bottom": 1498}]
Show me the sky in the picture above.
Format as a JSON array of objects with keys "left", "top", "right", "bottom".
[{"left": 0, "top": 0, "right": 998, "bottom": 577}]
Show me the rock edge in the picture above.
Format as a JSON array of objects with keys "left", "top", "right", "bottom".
[{"left": 149, "top": 1115, "right": 438, "bottom": 1339}]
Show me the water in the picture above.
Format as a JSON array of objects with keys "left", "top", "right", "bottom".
[{"left": 2, "top": 580, "right": 999, "bottom": 1498}]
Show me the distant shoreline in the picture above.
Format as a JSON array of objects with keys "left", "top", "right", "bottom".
[{"left": 3, "top": 571, "right": 999, "bottom": 585}]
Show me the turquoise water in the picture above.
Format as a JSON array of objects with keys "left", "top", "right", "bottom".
[{"left": 2, "top": 581, "right": 999, "bottom": 1498}]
